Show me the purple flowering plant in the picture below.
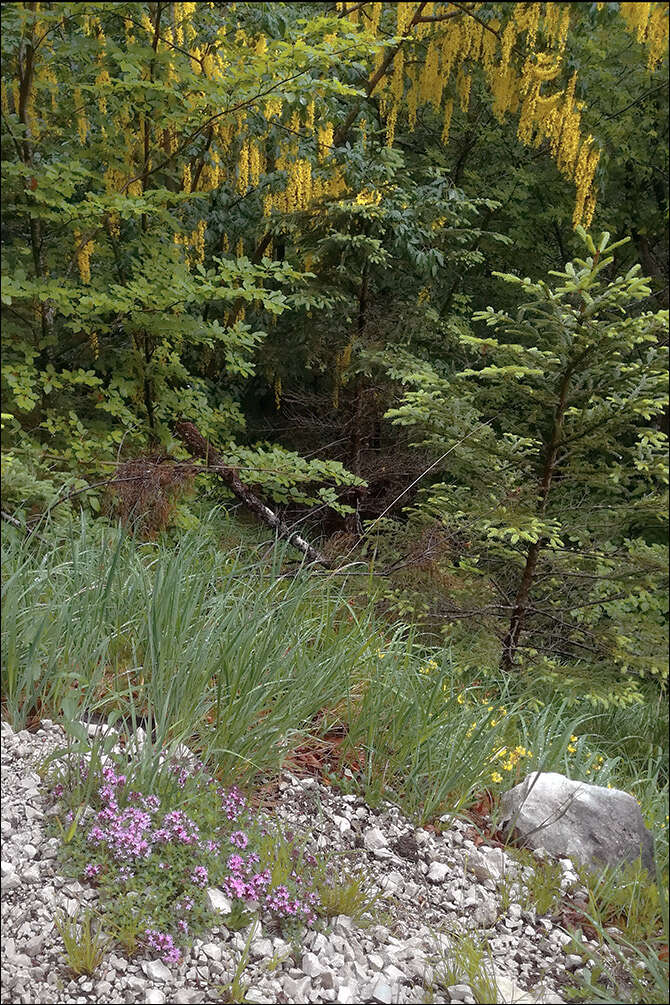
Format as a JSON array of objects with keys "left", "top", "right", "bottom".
[{"left": 48, "top": 752, "right": 321, "bottom": 965}]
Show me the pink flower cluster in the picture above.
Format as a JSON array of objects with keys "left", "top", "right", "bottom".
[
  {"left": 190, "top": 865, "right": 209, "bottom": 888},
  {"left": 56, "top": 753, "right": 323, "bottom": 965},
  {"left": 83, "top": 763, "right": 203, "bottom": 864},
  {"left": 220, "top": 847, "right": 318, "bottom": 922},
  {"left": 87, "top": 804, "right": 153, "bottom": 862},
  {"left": 221, "top": 786, "right": 246, "bottom": 821},
  {"left": 265, "top": 883, "right": 319, "bottom": 924},
  {"left": 153, "top": 809, "right": 200, "bottom": 846},
  {"left": 222, "top": 849, "right": 268, "bottom": 901},
  {"left": 144, "top": 928, "right": 181, "bottom": 965}
]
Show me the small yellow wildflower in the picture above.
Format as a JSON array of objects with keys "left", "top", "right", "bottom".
[{"left": 491, "top": 772, "right": 503, "bottom": 784}]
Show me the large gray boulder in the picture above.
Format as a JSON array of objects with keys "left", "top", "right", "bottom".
[{"left": 499, "top": 771, "right": 655, "bottom": 874}]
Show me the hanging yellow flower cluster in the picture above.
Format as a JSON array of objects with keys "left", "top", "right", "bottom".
[
  {"left": 174, "top": 232, "right": 190, "bottom": 268},
  {"left": 192, "top": 220, "right": 206, "bottom": 264},
  {"left": 103, "top": 166, "right": 125, "bottom": 237},
  {"left": 175, "top": 2, "right": 197, "bottom": 47},
  {"left": 619, "top": 2, "right": 669, "bottom": 69},
  {"left": 95, "top": 68, "right": 111, "bottom": 117},
  {"left": 74, "top": 230, "right": 94, "bottom": 284},
  {"left": 353, "top": 4, "right": 619, "bottom": 227},
  {"left": 173, "top": 221, "right": 206, "bottom": 268},
  {"left": 141, "top": 11, "right": 155, "bottom": 38},
  {"left": 237, "top": 140, "right": 249, "bottom": 194},
  {"left": 41, "top": 65, "right": 59, "bottom": 111},
  {"left": 317, "top": 122, "right": 334, "bottom": 163},
  {"left": 199, "top": 150, "right": 221, "bottom": 191}
]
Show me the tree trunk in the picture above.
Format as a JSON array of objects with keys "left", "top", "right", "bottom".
[
  {"left": 501, "top": 540, "right": 541, "bottom": 671},
  {"left": 501, "top": 363, "right": 574, "bottom": 670}
]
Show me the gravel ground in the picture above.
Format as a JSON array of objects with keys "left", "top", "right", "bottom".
[{"left": 1, "top": 718, "right": 599, "bottom": 1004}]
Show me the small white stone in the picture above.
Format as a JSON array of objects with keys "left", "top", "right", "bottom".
[
  {"left": 363, "top": 827, "right": 388, "bottom": 852},
  {"left": 284, "top": 975, "right": 312, "bottom": 1000},
  {"left": 337, "top": 986, "right": 359, "bottom": 1004},
  {"left": 205, "top": 888, "right": 232, "bottom": 915},
  {"left": 302, "top": 951, "right": 326, "bottom": 978},
  {"left": 447, "top": 985, "right": 473, "bottom": 1002},
  {"left": 144, "top": 990, "right": 166, "bottom": 1005},
  {"left": 141, "top": 959, "right": 172, "bottom": 982},
  {"left": 332, "top": 814, "right": 351, "bottom": 834},
  {"left": 427, "top": 861, "right": 449, "bottom": 883},
  {"left": 371, "top": 980, "right": 397, "bottom": 1005},
  {"left": 244, "top": 991, "right": 267, "bottom": 1004},
  {"left": 21, "top": 865, "right": 40, "bottom": 884}
]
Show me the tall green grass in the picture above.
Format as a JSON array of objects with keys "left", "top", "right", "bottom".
[{"left": 1, "top": 514, "right": 667, "bottom": 851}]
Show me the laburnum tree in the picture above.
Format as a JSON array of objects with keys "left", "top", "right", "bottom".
[
  {"left": 1, "top": 2, "right": 668, "bottom": 545},
  {"left": 386, "top": 230, "right": 669, "bottom": 703}
]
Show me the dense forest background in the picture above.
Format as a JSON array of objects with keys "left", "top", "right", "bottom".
[{"left": 2, "top": 1, "right": 669, "bottom": 708}]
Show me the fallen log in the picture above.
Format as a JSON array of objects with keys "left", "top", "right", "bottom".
[{"left": 174, "top": 419, "right": 331, "bottom": 568}]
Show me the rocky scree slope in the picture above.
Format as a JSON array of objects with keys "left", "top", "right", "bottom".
[{"left": 1, "top": 719, "right": 604, "bottom": 1004}]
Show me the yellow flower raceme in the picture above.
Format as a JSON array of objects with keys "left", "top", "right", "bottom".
[{"left": 74, "top": 230, "right": 93, "bottom": 284}]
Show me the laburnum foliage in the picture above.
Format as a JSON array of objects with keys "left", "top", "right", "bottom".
[{"left": 2, "top": 3, "right": 667, "bottom": 478}]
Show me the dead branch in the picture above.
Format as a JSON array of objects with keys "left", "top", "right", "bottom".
[{"left": 174, "top": 419, "right": 332, "bottom": 568}]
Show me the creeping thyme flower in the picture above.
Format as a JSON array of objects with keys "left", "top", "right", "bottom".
[
  {"left": 66, "top": 752, "right": 323, "bottom": 971},
  {"left": 227, "top": 853, "right": 245, "bottom": 873},
  {"left": 144, "top": 929, "right": 181, "bottom": 965},
  {"left": 221, "top": 787, "right": 246, "bottom": 821},
  {"left": 190, "top": 865, "right": 208, "bottom": 887},
  {"left": 87, "top": 804, "right": 153, "bottom": 862}
]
